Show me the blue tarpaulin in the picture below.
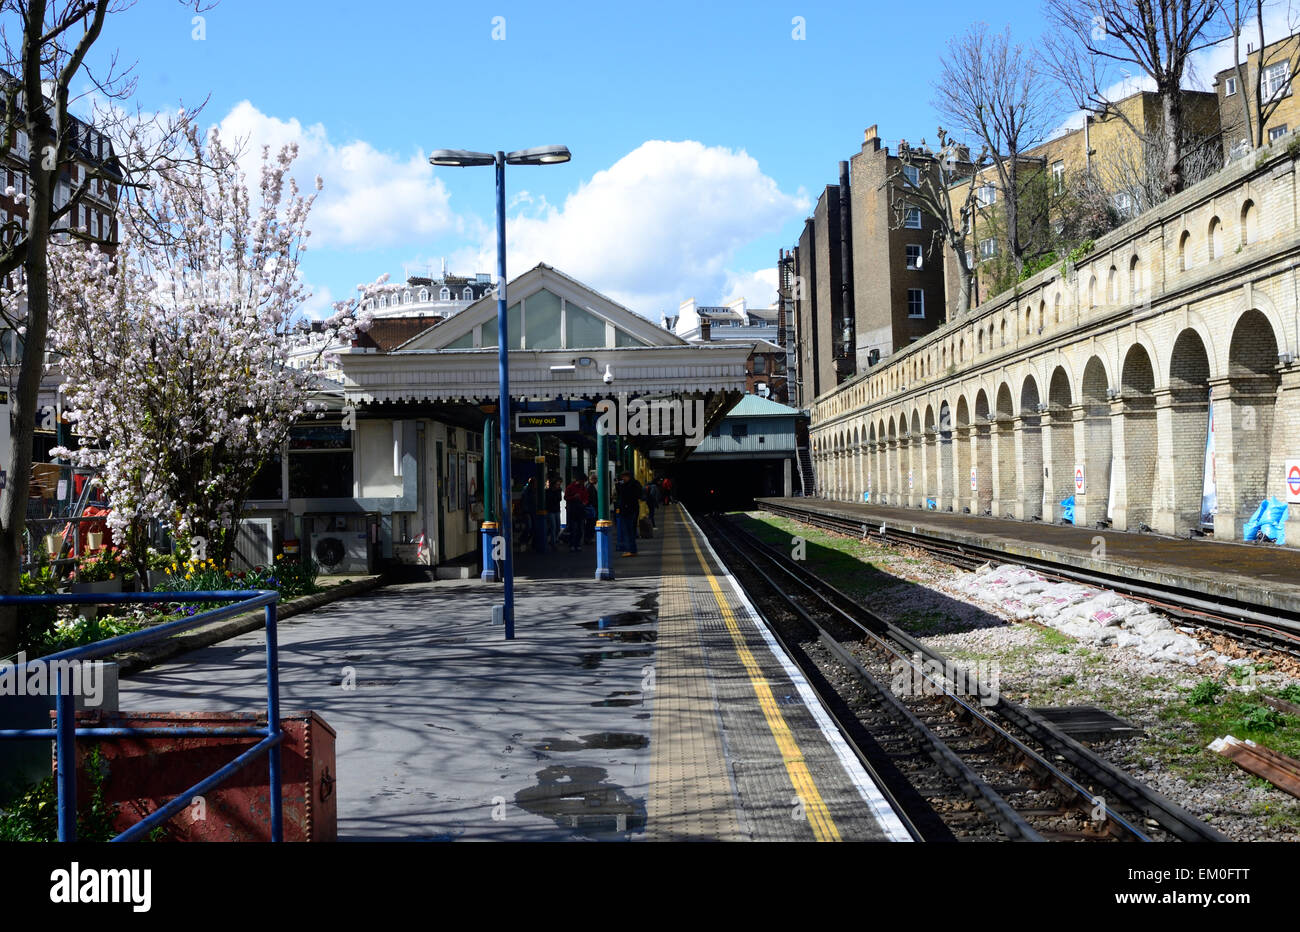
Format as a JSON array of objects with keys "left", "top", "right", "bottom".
[
  {"left": 1060, "top": 495, "right": 1075, "bottom": 525},
  {"left": 926, "top": 498, "right": 937, "bottom": 510},
  {"left": 1245, "top": 497, "right": 1289, "bottom": 545}
]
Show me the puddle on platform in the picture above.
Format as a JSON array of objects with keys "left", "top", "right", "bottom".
[
  {"left": 533, "top": 732, "right": 649, "bottom": 752},
  {"left": 577, "top": 648, "right": 652, "bottom": 669},
  {"left": 514, "top": 765, "right": 646, "bottom": 839},
  {"left": 578, "top": 611, "right": 655, "bottom": 630}
]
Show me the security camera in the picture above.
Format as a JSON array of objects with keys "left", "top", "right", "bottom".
[{"left": 603, "top": 364, "right": 614, "bottom": 385}]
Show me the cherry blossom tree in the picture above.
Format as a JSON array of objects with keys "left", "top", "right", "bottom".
[{"left": 46, "top": 121, "right": 374, "bottom": 574}]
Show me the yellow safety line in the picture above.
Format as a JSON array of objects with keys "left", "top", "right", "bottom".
[{"left": 680, "top": 512, "right": 842, "bottom": 842}]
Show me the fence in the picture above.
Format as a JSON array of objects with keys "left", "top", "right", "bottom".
[{"left": 0, "top": 589, "right": 282, "bottom": 842}]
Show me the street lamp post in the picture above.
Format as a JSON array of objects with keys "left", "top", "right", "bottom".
[{"left": 429, "top": 145, "right": 571, "bottom": 639}]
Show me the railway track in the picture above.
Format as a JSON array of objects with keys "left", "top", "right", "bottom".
[
  {"left": 756, "top": 499, "right": 1300, "bottom": 658},
  {"left": 698, "top": 511, "right": 1228, "bottom": 843}
]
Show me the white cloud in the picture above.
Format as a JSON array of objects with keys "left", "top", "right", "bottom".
[
  {"left": 721, "top": 267, "right": 779, "bottom": 308},
  {"left": 215, "top": 101, "right": 459, "bottom": 250},
  {"left": 455, "top": 140, "right": 807, "bottom": 316}
]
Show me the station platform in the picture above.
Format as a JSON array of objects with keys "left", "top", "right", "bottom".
[
  {"left": 758, "top": 497, "right": 1300, "bottom": 615},
  {"left": 114, "top": 505, "right": 910, "bottom": 842}
]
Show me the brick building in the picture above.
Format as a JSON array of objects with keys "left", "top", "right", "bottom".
[
  {"left": 944, "top": 89, "right": 1221, "bottom": 318},
  {"left": 1216, "top": 33, "right": 1300, "bottom": 158},
  {"left": 788, "top": 128, "right": 953, "bottom": 409}
]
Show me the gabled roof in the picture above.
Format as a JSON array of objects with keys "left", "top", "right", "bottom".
[
  {"left": 393, "top": 263, "right": 689, "bottom": 352},
  {"left": 725, "top": 394, "right": 803, "bottom": 418}
]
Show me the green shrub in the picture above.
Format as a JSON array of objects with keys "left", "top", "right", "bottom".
[
  {"left": 0, "top": 747, "right": 119, "bottom": 842},
  {"left": 1237, "top": 704, "right": 1287, "bottom": 733},
  {"left": 1188, "top": 680, "right": 1224, "bottom": 706}
]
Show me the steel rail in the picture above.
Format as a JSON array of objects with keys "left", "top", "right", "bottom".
[
  {"left": 712, "top": 512, "right": 1229, "bottom": 842},
  {"left": 759, "top": 500, "right": 1300, "bottom": 655}
]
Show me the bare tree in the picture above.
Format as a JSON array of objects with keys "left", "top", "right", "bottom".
[
  {"left": 885, "top": 129, "right": 986, "bottom": 317},
  {"left": 934, "top": 22, "right": 1055, "bottom": 278},
  {"left": 0, "top": 0, "right": 207, "bottom": 655},
  {"left": 1221, "top": 0, "right": 1300, "bottom": 153},
  {"left": 1043, "top": 0, "right": 1225, "bottom": 196}
]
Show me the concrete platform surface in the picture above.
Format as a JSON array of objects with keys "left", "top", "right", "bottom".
[
  {"left": 114, "top": 505, "right": 909, "bottom": 842},
  {"left": 760, "top": 497, "right": 1300, "bottom": 615}
]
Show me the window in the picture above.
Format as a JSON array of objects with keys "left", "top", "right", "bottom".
[
  {"left": 1270, "top": 124, "right": 1289, "bottom": 142},
  {"left": 418, "top": 288, "right": 428, "bottom": 302},
  {"left": 902, "top": 164, "right": 920, "bottom": 187},
  {"left": 753, "top": 354, "right": 767, "bottom": 375},
  {"left": 288, "top": 425, "right": 353, "bottom": 498},
  {"left": 730, "top": 422, "right": 749, "bottom": 439},
  {"left": 1264, "top": 60, "right": 1291, "bottom": 101},
  {"left": 977, "top": 182, "right": 997, "bottom": 206},
  {"left": 524, "top": 288, "right": 562, "bottom": 349},
  {"left": 979, "top": 237, "right": 997, "bottom": 259},
  {"left": 1112, "top": 190, "right": 1132, "bottom": 218},
  {"left": 439, "top": 286, "right": 451, "bottom": 300},
  {"left": 1051, "top": 160, "right": 1065, "bottom": 194},
  {"left": 903, "top": 207, "right": 922, "bottom": 229},
  {"left": 907, "top": 289, "right": 925, "bottom": 318},
  {"left": 905, "top": 244, "right": 923, "bottom": 269},
  {"left": 462, "top": 286, "right": 473, "bottom": 300},
  {"left": 1225, "top": 76, "right": 1238, "bottom": 96}
]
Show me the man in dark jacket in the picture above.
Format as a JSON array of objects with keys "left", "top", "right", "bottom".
[
  {"left": 645, "top": 478, "right": 661, "bottom": 528},
  {"left": 616, "top": 470, "right": 642, "bottom": 556}
]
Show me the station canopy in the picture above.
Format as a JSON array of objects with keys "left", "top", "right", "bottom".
[{"left": 335, "top": 264, "right": 753, "bottom": 460}]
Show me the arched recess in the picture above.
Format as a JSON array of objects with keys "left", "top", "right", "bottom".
[
  {"left": 1129, "top": 255, "right": 1142, "bottom": 302},
  {"left": 1178, "top": 230, "right": 1191, "bottom": 271},
  {"left": 852, "top": 424, "right": 862, "bottom": 502},
  {"left": 1119, "top": 344, "right": 1157, "bottom": 529},
  {"left": 1221, "top": 310, "right": 1282, "bottom": 538},
  {"left": 1019, "top": 375, "right": 1044, "bottom": 519},
  {"left": 993, "top": 382, "right": 1017, "bottom": 515},
  {"left": 1208, "top": 216, "right": 1223, "bottom": 260},
  {"left": 973, "top": 388, "right": 993, "bottom": 514},
  {"left": 938, "top": 400, "right": 954, "bottom": 510},
  {"left": 1164, "top": 329, "right": 1212, "bottom": 533},
  {"left": 1241, "top": 199, "right": 1257, "bottom": 245},
  {"left": 1079, "top": 355, "right": 1113, "bottom": 526},
  {"left": 867, "top": 423, "right": 878, "bottom": 500},
  {"left": 955, "top": 396, "right": 971, "bottom": 513},
  {"left": 1047, "top": 366, "right": 1077, "bottom": 522},
  {"left": 924, "top": 404, "right": 938, "bottom": 505},
  {"left": 886, "top": 416, "right": 898, "bottom": 504},
  {"left": 909, "top": 409, "right": 922, "bottom": 503}
]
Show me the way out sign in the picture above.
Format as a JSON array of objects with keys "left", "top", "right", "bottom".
[
  {"left": 1074, "top": 465, "right": 1086, "bottom": 495},
  {"left": 1286, "top": 460, "right": 1300, "bottom": 504}
]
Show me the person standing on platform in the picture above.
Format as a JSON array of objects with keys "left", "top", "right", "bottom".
[
  {"left": 616, "top": 470, "right": 642, "bottom": 556},
  {"left": 662, "top": 476, "right": 673, "bottom": 506},
  {"left": 545, "top": 474, "right": 562, "bottom": 550},
  {"left": 519, "top": 477, "right": 536, "bottom": 548},
  {"left": 584, "top": 472, "right": 599, "bottom": 545},
  {"left": 564, "top": 475, "right": 588, "bottom": 552},
  {"left": 644, "top": 477, "right": 661, "bottom": 528}
]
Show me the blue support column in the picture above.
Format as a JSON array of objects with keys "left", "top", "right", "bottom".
[
  {"left": 595, "top": 428, "right": 614, "bottom": 580},
  {"left": 264, "top": 601, "right": 283, "bottom": 843},
  {"left": 481, "top": 416, "right": 498, "bottom": 582},
  {"left": 55, "top": 673, "right": 75, "bottom": 842}
]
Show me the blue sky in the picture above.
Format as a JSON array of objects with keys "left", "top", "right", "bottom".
[{"left": 71, "top": 0, "right": 1248, "bottom": 318}]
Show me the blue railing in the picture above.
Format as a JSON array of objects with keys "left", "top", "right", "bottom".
[{"left": 0, "top": 590, "right": 282, "bottom": 842}]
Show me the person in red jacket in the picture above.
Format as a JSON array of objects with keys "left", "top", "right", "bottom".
[
  {"left": 661, "top": 476, "right": 673, "bottom": 506},
  {"left": 564, "top": 476, "right": 588, "bottom": 552}
]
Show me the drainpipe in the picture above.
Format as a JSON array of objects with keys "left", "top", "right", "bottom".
[{"left": 839, "top": 161, "right": 855, "bottom": 373}]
